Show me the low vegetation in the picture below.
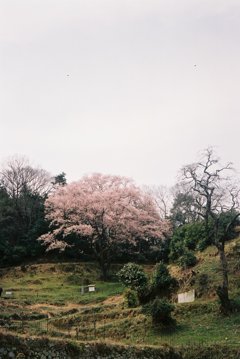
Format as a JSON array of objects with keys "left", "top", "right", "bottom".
[{"left": 0, "top": 237, "right": 240, "bottom": 357}]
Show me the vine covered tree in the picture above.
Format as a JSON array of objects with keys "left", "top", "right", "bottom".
[
  {"left": 181, "top": 148, "right": 240, "bottom": 312},
  {"left": 39, "top": 173, "right": 171, "bottom": 279},
  {"left": 170, "top": 188, "right": 200, "bottom": 227}
]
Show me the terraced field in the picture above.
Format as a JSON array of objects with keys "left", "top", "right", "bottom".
[{"left": 0, "top": 238, "right": 240, "bottom": 349}]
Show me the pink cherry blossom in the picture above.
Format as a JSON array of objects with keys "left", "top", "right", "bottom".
[{"left": 39, "top": 173, "right": 171, "bottom": 279}]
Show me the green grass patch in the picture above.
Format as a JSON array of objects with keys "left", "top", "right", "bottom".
[{"left": 1, "top": 247, "right": 240, "bottom": 352}]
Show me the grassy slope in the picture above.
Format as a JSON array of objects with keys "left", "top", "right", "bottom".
[
  {"left": 0, "top": 262, "right": 123, "bottom": 305},
  {"left": 0, "top": 238, "right": 240, "bottom": 348}
]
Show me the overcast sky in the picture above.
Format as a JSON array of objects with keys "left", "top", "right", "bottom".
[{"left": 1, "top": 0, "right": 240, "bottom": 186}]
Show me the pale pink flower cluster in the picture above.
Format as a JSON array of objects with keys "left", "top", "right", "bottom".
[{"left": 39, "top": 173, "right": 171, "bottom": 251}]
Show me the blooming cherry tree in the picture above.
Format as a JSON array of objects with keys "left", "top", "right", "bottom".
[{"left": 39, "top": 173, "right": 170, "bottom": 279}]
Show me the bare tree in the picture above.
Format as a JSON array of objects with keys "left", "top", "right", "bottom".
[
  {"left": 181, "top": 148, "right": 240, "bottom": 313},
  {"left": 143, "top": 185, "right": 172, "bottom": 219},
  {"left": 0, "top": 156, "right": 53, "bottom": 199},
  {"left": 0, "top": 156, "right": 53, "bottom": 231}
]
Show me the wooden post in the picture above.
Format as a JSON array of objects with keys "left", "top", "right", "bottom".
[
  {"left": 75, "top": 327, "right": 79, "bottom": 340},
  {"left": 93, "top": 314, "right": 96, "bottom": 339},
  {"left": 143, "top": 317, "right": 147, "bottom": 341},
  {"left": 85, "top": 322, "right": 88, "bottom": 341},
  {"left": 21, "top": 312, "right": 24, "bottom": 333},
  {"left": 103, "top": 318, "right": 106, "bottom": 341}
]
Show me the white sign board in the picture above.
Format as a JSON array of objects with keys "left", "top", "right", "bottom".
[
  {"left": 80, "top": 285, "right": 96, "bottom": 294},
  {"left": 178, "top": 289, "right": 195, "bottom": 303},
  {"left": 88, "top": 285, "right": 95, "bottom": 292}
]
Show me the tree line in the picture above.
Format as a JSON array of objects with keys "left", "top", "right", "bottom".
[
  {"left": 0, "top": 148, "right": 239, "bottom": 312},
  {"left": 0, "top": 156, "right": 66, "bottom": 265}
]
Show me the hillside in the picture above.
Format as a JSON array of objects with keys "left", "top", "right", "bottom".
[{"left": 0, "top": 238, "right": 240, "bottom": 357}]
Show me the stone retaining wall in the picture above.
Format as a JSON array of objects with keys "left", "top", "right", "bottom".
[
  {"left": 0, "top": 333, "right": 180, "bottom": 359},
  {"left": 0, "top": 332, "right": 239, "bottom": 359}
]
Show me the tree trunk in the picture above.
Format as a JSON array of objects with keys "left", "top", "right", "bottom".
[
  {"left": 96, "top": 249, "right": 111, "bottom": 281},
  {"left": 216, "top": 244, "right": 232, "bottom": 313},
  {"left": 98, "top": 258, "right": 110, "bottom": 281},
  {"left": 101, "top": 265, "right": 108, "bottom": 281},
  {"left": 92, "top": 237, "right": 111, "bottom": 281}
]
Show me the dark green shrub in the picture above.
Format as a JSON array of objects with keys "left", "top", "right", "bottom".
[
  {"left": 198, "top": 273, "right": 209, "bottom": 287},
  {"left": 169, "top": 222, "right": 208, "bottom": 263},
  {"left": 134, "top": 253, "right": 147, "bottom": 264},
  {"left": 151, "top": 262, "right": 173, "bottom": 295},
  {"left": 124, "top": 288, "right": 139, "bottom": 308},
  {"left": 117, "top": 263, "right": 148, "bottom": 292},
  {"left": 145, "top": 298, "right": 175, "bottom": 326},
  {"left": 169, "top": 228, "right": 186, "bottom": 261},
  {"left": 178, "top": 250, "right": 197, "bottom": 268},
  {"left": 65, "top": 274, "right": 82, "bottom": 285},
  {"left": 197, "top": 273, "right": 210, "bottom": 297},
  {"left": 117, "top": 263, "right": 150, "bottom": 304},
  {"left": 146, "top": 238, "right": 170, "bottom": 263}
]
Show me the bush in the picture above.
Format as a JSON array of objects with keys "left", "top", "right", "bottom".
[
  {"left": 151, "top": 262, "right": 173, "bottom": 295},
  {"left": 117, "top": 263, "right": 148, "bottom": 292},
  {"left": 65, "top": 274, "right": 82, "bottom": 285},
  {"left": 197, "top": 273, "right": 210, "bottom": 297},
  {"left": 178, "top": 250, "right": 197, "bottom": 269},
  {"left": 117, "top": 263, "right": 150, "bottom": 304},
  {"left": 169, "top": 222, "right": 208, "bottom": 262},
  {"left": 145, "top": 298, "right": 175, "bottom": 326},
  {"left": 184, "top": 222, "right": 206, "bottom": 250},
  {"left": 198, "top": 273, "right": 209, "bottom": 287},
  {"left": 145, "top": 238, "right": 170, "bottom": 263},
  {"left": 124, "top": 288, "right": 139, "bottom": 308},
  {"left": 169, "top": 229, "right": 186, "bottom": 261}
]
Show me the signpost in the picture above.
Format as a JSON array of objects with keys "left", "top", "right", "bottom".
[
  {"left": 178, "top": 289, "right": 195, "bottom": 303},
  {"left": 80, "top": 284, "right": 96, "bottom": 294}
]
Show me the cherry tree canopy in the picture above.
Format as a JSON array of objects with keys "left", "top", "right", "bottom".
[{"left": 40, "top": 173, "right": 170, "bottom": 278}]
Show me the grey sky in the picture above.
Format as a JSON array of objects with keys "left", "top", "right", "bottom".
[{"left": 1, "top": 0, "right": 240, "bottom": 186}]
